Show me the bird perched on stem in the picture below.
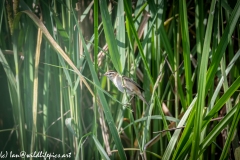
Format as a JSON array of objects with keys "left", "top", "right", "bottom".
[{"left": 104, "top": 70, "right": 149, "bottom": 106}]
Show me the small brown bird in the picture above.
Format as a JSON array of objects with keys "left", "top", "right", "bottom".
[{"left": 104, "top": 70, "right": 149, "bottom": 106}]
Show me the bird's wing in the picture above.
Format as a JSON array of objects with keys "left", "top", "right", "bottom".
[{"left": 123, "top": 76, "right": 144, "bottom": 92}]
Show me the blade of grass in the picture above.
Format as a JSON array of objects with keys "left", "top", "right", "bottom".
[
  {"left": 204, "top": 76, "right": 240, "bottom": 121},
  {"left": 206, "top": 0, "right": 240, "bottom": 90},
  {"left": 93, "top": 0, "right": 99, "bottom": 159},
  {"left": 191, "top": 0, "right": 217, "bottom": 158},
  {"left": 42, "top": 42, "right": 51, "bottom": 152},
  {"left": 99, "top": 0, "right": 122, "bottom": 73},
  {"left": 198, "top": 104, "right": 238, "bottom": 156},
  {"left": 0, "top": 48, "right": 26, "bottom": 152},
  {"left": 92, "top": 135, "right": 111, "bottom": 160},
  {"left": 123, "top": 0, "right": 152, "bottom": 84},
  {"left": 116, "top": 0, "right": 126, "bottom": 70},
  {"left": 219, "top": 101, "right": 240, "bottom": 160},
  {"left": 165, "top": 97, "right": 197, "bottom": 160},
  {"left": 12, "top": 30, "right": 26, "bottom": 153},
  {"left": 30, "top": 28, "right": 42, "bottom": 156},
  {"left": 179, "top": 0, "right": 192, "bottom": 105},
  {"left": 208, "top": 49, "right": 240, "bottom": 111}
]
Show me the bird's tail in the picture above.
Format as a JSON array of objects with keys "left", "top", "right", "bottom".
[{"left": 139, "top": 94, "right": 149, "bottom": 107}]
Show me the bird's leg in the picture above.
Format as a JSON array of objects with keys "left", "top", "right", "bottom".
[
  {"left": 122, "top": 105, "right": 133, "bottom": 112},
  {"left": 122, "top": 96, "right": 135, "bottom": 112},
  {"left": 129, "top": 95, "right": 135, "bottom": 102},
  {"left": 122, "top": 97, "right": 133, "bottom": 112},
  {"left": 123, "top": 95, "right": 135, "bottom": 108},
  {"left": 123, "top": 96, "right": 131, "bottom": 106}
]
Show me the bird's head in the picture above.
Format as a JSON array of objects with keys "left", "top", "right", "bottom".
[{"left": 104, "top": 70, "right": 118, "bottom": 81}]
